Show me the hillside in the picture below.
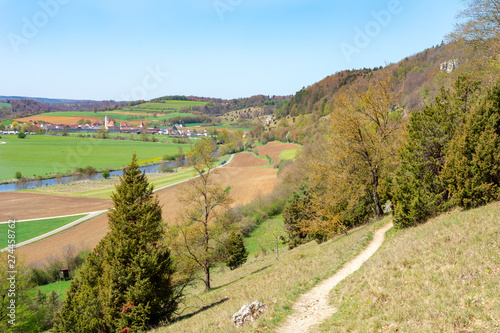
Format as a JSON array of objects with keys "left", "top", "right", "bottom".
[
  {"left": 279, "top": 43, "right": 466, "bottom": 119},
  {"left": 150, "top": 202, "right": 499, "bottom": 332}
]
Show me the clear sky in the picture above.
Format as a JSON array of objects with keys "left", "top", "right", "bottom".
[{"left": 0, "top": 0, "right": 463, "bottom": 101}]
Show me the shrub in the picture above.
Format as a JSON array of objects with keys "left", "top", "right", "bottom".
[
  {"left": 102, "top": 169, "right": 110, "bottom": 179},
  {"left": 17, "top": 131, "right": 26, "bottom": 139},
  {"left": 224, "top": 231, "right": 249, "bottom": 270},
  {"left": 15, "top": 171, "right": 22, "bottom": 179}
]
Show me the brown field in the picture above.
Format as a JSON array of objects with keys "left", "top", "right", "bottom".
[
  {"left": 254, "top": 141, "right": 301, "bottom": 166},
  {"left": 16, "top": 152, "right": 279, "bottom": 265},
  {"left": 15, "top": 115, "right": 103, "bottom": 125},
  {"left": 226, "top": 152, "right": 268, "bottom": 167},
  {"left": 0, "top": 192, "right": 112, "bottom": 221}
]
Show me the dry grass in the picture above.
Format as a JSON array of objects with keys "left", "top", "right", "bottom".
[
  {"left": 151, "top": 217, "right": 389, "bottom": 332},
  {"left": 321, "top": 202, "right": 500, "bottom": 332}
]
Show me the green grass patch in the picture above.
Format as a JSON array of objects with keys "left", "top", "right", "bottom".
[
  {"left": 35, "top": 280, "right": 72, "bottom": 300},
  {"left": 0, "top": 102, "right": 11, "bottom": 109},
  {"left": 0, "top": 215, "right": 86, "bottom": 248},
  {"left": 0, "top": 135, "right": 191, "bottom": 181},
  {"left": 244, "top": 215, "right": 286, "bottom": 257},
  {"left": 279, "top": 148, "right": 300, "bottom": 161}
]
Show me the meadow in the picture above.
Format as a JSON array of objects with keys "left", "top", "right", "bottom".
[
  {"left": 0, "top": 215, "right": 85, "bottom": 248},
  {"left": 0, "top": 135, "right": 191, "bottom": 181},
  {"left": 0, "top": 102, "right": 11, "bottom": 108},
  {"left": 20, "top": 110, "right": 196, "bottom": 123},
  {"left": 278, "top": 148, "right": 300, "bottom": 161}
]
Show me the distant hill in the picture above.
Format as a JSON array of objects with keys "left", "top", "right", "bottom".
[{"left": 0, "top": 96, "right": 90, "bottom": 104}]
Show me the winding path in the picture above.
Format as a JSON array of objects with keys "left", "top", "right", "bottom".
[{"left": 276, "top": 221, "right": 393, "bottom": 333}]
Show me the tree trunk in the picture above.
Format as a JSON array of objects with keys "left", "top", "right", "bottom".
[
  {"left": 370, "top": 168, "right": 383, "bottom": 216},
  {"left": 204, "top": 263, "right": 211, "bottom": 291}
]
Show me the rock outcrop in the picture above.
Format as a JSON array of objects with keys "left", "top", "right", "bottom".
[
  {"left": 232, "top": 301, "right": 268, "bottom": 327},
  {"left": 440, "top": 59, "right": 460, "bottom": 73}
]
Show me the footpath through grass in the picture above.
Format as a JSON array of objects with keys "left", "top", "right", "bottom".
[
  {"left": 152, "top": 217, "right": 387, "bottom": 333},
  {"left": 0, "top": 215, "right": 86, "bottom": 248},
  {"left": 320, "top": 202, "right": 500, "bottom": 332}
]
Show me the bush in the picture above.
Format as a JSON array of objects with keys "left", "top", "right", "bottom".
[
  {"left": 17, "top": 131, "right": 26, "bottom": 139},
  {"left": 224, "top": 231, "right": 249, "bottom": 270},
  {"left": 102, "top": 169, "right": 110, "bottom": 179},
  {"left": 15, "top": 171, "right": 22, "bottom": 179}
]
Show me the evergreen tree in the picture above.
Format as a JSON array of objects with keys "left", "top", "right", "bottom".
[
  {"left": 392, "top": 77, "right": 480, "bottom": 228},
  {"left": 442, "top": 79, "right": 500, "bottom": 209},
  {"left": 224, "top": 231, "right": 249, "bottom": 270},
  {"left": 55, "top": 154, "right": 177, "bottom": 333}
]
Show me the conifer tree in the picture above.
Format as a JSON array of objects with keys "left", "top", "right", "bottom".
[
  {"left": 442, "top": 79, "right": 500, "bottom": 209},
  {"left": 55, "top": 154, "right": 177, "bottom": 333},
  {"left": 224, "top": 231, "right": 248, "bottom": 270},
  {"left": 392, "top": 77, "right": 481, "bottom": 228}
]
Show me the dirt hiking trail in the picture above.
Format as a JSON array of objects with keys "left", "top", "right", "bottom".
[{"left": 276, "top": 221, "right": 393, "bottom": 333}]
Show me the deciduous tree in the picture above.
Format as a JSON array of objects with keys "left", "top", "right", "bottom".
[{"left": 170, "top": 139, "right": 232, "bottom": 291}]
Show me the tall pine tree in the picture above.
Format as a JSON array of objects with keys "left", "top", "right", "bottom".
[{"left": 55, "top": 154, "right": 177, "bottom": 333}]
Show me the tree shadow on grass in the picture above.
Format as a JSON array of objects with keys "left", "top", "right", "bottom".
[
  {"left": 250, "top": 265, "right": 271, "bottom": 275},
  {"left": 176, "top": 297, "right": 230, "bottom": 321}
]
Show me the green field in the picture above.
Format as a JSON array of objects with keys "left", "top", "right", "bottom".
[
  {"left": 29, "top": 111, "right": 195, "bottom": 123},
  {"left": 0, "top": 215, "right": 86, "bottom": 248},
  {"left": 279, "top": 148, "right": 300, "bottom": 160},
  {"left": 0, "top": 102, "right": 11, "bottom": 108},
  {"left": 35, "top": 280, "right": 72, "bottom": 300},
  {"left": 0, "top": 135, "right": 191, "bottom": 181}
]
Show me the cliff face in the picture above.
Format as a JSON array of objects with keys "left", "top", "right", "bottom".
[{"left": 440, "top": 59, "right": 460, "bottom": 73}]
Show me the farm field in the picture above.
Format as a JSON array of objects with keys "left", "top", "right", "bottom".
[
  {"left": 24, "top": 156, "right": 231, "bottom": 200},
  {"left": 254, "top": 141, "right": 301, "bottom": 166},
  {"left": 15, "top": 143, "right": 293, "bottom": 265},
  {"left": 0, "top": 215, "right": 86, "bottom": 248},
  {"left": 0, "top": 134, "right": 191, "bottom": 181},
  {"left": 0, "top": 102, "right": 11, "bottom": 108},
  {"left": 15, "top": 110, "right": 196, "bottom": 126}
]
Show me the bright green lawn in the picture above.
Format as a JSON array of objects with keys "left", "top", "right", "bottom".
[
  {"left": 35, "top": 280, "right": 72, "bottom": 300},
  {"left": 0, "top": 102, "right": 11, "bottom": 108},
  {"left": 0, "top": 215, "right": 86, "bottom": 248},
  {"left": 244, "top": 215, "right": 286, "bottom": 257},
  {"left": 279, "top": 148, "right": 300, "bottom": 161},
  {"left": 0, "top": 135, "right": 191, "bottom": 181}
]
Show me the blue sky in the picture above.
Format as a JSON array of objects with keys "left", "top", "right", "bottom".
[{"left": 0, "top": 0, "right": 463, "bottom": 101}]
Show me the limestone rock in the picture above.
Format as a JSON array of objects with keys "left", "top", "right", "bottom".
[
  {"left": 232, "top": 301, "right": 268, "bottom": 327},
  {"left": 440, "top": 59, "right": 460, "bottom": 73}
]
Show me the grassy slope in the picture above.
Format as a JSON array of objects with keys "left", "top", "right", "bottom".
[
  {"left": 152, "top": 217, "right": 386, "bottom": 333},
  {"left": 321, "top": 202, "right": 500, "bottom": 332},
  {"left": 133, "top": 100, "right": 206, "bottom": 110},
  {"left": 0, "top": 215, "right": 86, "bottom": 248},
  {"left": 0, "top": 135, "right": 190, "bottom": 181},
  {"left": 278, "top": 148, "right": 300, "bottom": 161},
  {"left": 35, "top": 280, "right": 72, "bottom": 300},
  {"left": 244, "top": 215, "right": 287, "bottom": 257}
]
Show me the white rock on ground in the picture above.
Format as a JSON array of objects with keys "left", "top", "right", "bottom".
[{"left": 232, "top": 301, "right": 268, "bottom": 327}]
